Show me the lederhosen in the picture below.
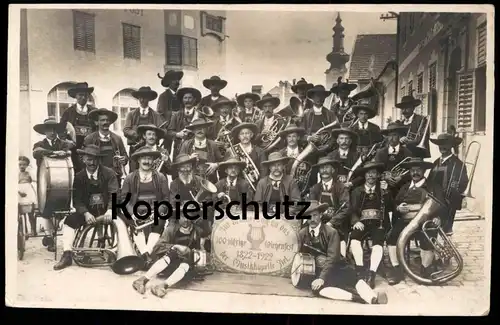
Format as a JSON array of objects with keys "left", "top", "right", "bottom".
[
  {"left": 350, "top": 188, "right": 386, "bottom": 246},
  {"left": 241, "top": 108, "right": 258, "bottom": 123},
  {"left": 65, "top": 176, "right": 107, "bottom": 230},
  {"left": 136, "top": 180, "right": 165, "bottom": 234}
]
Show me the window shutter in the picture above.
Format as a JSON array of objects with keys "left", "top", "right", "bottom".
[
  {"left": 123, "top": 24, "right": 141, "bottom": 60},
  {"left": 477, "top": 23, "right": 486, "bottom": 67},
  {"left": 73, "top": 11, "right": 95, "bottom": 52},
  {"left": 456, "top": 71, "right": 475, "bottom": 132},
  {"left": 427, "top": 89, "right": 438, "bottom": 133},
  {"left": 415, "top": 93, "right": 428, "bottom": 116},
  {"left": 166, "top": 35, "right": 182, "bottom": 65}
]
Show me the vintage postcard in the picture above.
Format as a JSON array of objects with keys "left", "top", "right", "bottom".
[{"left": 6, "top": 4, "right": 493, "bottom": 316}]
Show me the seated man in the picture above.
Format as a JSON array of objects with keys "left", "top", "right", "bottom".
[
  {"left": 132, "top": 214, "right": 211, "bottom": 298},
  {"left": 54, "top": 145, "right": 118, "bottom": 270},
  {"left": 214, "top": 156, "right": 254, "bottom": 205},
  {"left": 297, "top": 201, "right": 387, "bottom": 305},
  {"left": 386, "top": 157, "right": 446, "bottom": 285},
  {"left": 349, "top": 161, "right": 392, "bottom": 288},
  {"left": 308, "top": 156, "right": 350, "bottom": 258}
]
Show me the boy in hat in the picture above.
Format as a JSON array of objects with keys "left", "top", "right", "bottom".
[
  {"left": 214, "top": 157, "right": 254, "bottom": 205},
  {"left": 84, "top": 108, "right": 128, "bottom": 186},
  {"left": 326, "top": 127, "right": 363, "bottom": 189},
  {"left": 296, "top": 201, "right": 388, "bottom": 305},
  {"left": 60, "top": 82, "right": 97, "bottom": 172},
  {"left": 135, "top": 124, "right": 171, "bottom": 176},
  {"left": 123, "top": 86, "right": 165, "bottom": 171},
  {"left": 302, "top": 85, "right": 337, "bottom": 136},
  {"left": 179, "top": 118, "right": 222, "bottom": 184},
  {"left": 386, "top": 158, "right": 447, "bottom": 284},
  {"left": 291, "top": 77, "right": 314, "bottom": 112},
  {"left": 330, "top": 77, "right": 357, "bottom": 121},
  {"left": 427, "top": 134, "right": 469, "bottom": 236},
  {"left": 157, "top": 70, "right": 184, "bottom": 118},
  {"left": 350, "top": 104, "right": 383, "bottom": 156},
  {"left": 255, "top": 94, "right": 285, "bottom": 141},
  {"left": 53, "top": 145, "right": 119, "bottom": 270},
  {"left": 396, "top": 94, "right": 430, "bottom": 158},
  {"left": 167, "top": 87, "right": 203, "bottom": 158},
  {"left": 308, "top": 157, "right": 350, "bottom": 258},
  {"left": 236, "top": 92, "right": 262, "bottom": 123},
  {"left": 254, "top": 151, "right": 301, "bottom": 215},
  {"left": 200, "top": 76, "right": 229, "bottom": 108},
  {"left": 349, "top": 162, "right": 392, "bottom": 288},
  {"left": 119, "top": 146, "right": 170, "bottom": 268}
]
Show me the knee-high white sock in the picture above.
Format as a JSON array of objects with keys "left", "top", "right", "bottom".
[
  {"left": 318, "top": 287, "right": 353, "bottom": 301},
  {"left": 133, "top": 232, "right": 148, "bottom": 255},
  {"left": 164, "top": 263, "right": 189, "bottom": 287},
  {"left": 369, "top": 245, "right": 383, "bottom": 272},
  {"left": 62, "top": 225, "right": 75, "bottom": 252},
  {"left": 42, "top": 218, "right": 53, "bottom": 235},
  {"left": 145, "top": 256, "right": 170, "bottom": 280},
  {"left": 340, "top": 241, "right": 347, "bottom": 258},
  {"left": 355, "top": 280, "right": 377, "bottom": 304},
  {"left": 388, "top": 245, "right": 399, "bottom": 267},
  {"left": 350, "top": 240, "right": 364, "bottom": 266},
  {"left": 420, "top": 250, "right": 435, "bottom": 268},
  {"left": 146, "top": 233, "right": 160, "bottom": 254}
]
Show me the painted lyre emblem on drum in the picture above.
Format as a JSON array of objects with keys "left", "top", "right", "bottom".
[
  {"left": 290, "top": 253, "right": 316, "bottom": 289},
  {"left": 37, "top": 156, "right": 74, "bottom": 215},
  {"left": 246, "top": 223, "right": 265, "bottom": 251}
]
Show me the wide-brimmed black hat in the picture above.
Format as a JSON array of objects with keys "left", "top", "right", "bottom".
[
  {"left": 67, "top": 82, "right": 94, "bottom": 98},
  {"left": 262, "top": 151, "right": 291, "bottom": 165},
  {"left": 203, "top": 76, "right": 228, "bottom": 90},
  {"left": 136, "top": 124, "right": 166, "bottom": 138},
  {"left": 76, "top": 144, "right": 105, "bottom": 157},
  {"left": 33, "top": 118, "right": 65, "bottom": 135},
  {"left": 313, "top": 156, "right": 342, "bottom": 168},
  {"left": 218, "top": 157, "right": 247, "bottom": 170},
  {"left": 176, "top": 87, "right": 202, "bottom": 105},
  {"left": 331, "top": 127, "right": 359, "bottom": 142},
  {"left": 88, "top": 108, "right": 118, "bottom": 124},
  {"left": 353, "top": 161, "right": 385, "bottom": 176},
  {"left": 185, "top": 118, "right": 215, "bottom": 131},
  {"left": 352, "top": 105, "right": 376, "bottom": 119},
  {"left": 236, "top": 92, "right": 261, "bottom": 107},
  {"left": 212, "top": 99, "right": 237, "bottom": 111},
  {"left": 307, "top": 85, "right": 331, "bottom": 99},
  {"left": 131, "top": 146, "right": 162, "bottom": 160},
  {"left": 132, "top": 86, "right": 158, "bottom": 101},
  {"left": 380, "top": 122, "right": 409, "bottom": 136},
  {"left": 231, "top": 122, "right": 259, "bottom": 140},
  {"left": 157, "top": 70, "right": 184, "bottom": 88},
  {"left": 277, "top": 124, "right": 306, "bottom": 138},
  {"left": 304, "top": 200, "right": 329, "bottom": 216},
  {"left": 291, "top": 78, "right": 314, "bottom": 94},
  {"left": 256, "top": 93, "right": 280, "bottom": 109},
  {"left": 330, "top": 77, "right": 357, "bottom": 94},
  {"left": 399, "top": 157, "right": 434, "bottom": 170},
  {"left": 430, "top": 133, "right": 463, "bottom": 146},
  {"left": 171, "top": 153, "right": 197, "bottom": 168},
  {"left": 395, "top": 95, "right": 422, "bottom": 109}
]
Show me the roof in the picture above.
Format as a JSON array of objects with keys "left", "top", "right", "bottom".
[{"left": 348, "top": 34, "right": 397, "bottom": 81}]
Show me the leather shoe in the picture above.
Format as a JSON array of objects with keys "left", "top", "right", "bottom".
[
  {"left": 387, "top": 265, "right": 403, "bottom": 285},
  {"left": 54, "top": 251, "right": 72, "bottom": 270},
  {"left": 367, "top": 270, "right": 377, "bottom": 289}
]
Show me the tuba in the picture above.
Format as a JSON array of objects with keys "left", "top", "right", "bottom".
[
  {"left": 111, "top": 217, "right": 144, "bottom": 275},
  {"left": 192, "top": 106, "right": 215, "bottom": 121},
  {"left": 396, "top": 192, "right": 463, "bottom": 285},
  {"left": 343, "top": 78, "right": 379, "bottom": 127},
  {"left": 190, "top": 178, "right": 218, "bottom": 201}
]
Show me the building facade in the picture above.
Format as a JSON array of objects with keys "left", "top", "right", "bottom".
[
  {"left": 378, "top": 12, "right": 489, "bottom": 216},
  {"left": 19, "top": 8, "right": 227, "bottom": 157}
]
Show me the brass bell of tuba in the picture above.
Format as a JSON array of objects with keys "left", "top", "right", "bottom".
[
  {"left": 192, "top": 106, "right": 215, "bottom": 121},
  {"left": 396, "top": 192, "right": 464, "bottom": 285},
  {"left": 111, "top": 217, "right": 144, "bottom": 275},
  {"left": 191, "top": 178, "right": 218, "bottom": 201}
]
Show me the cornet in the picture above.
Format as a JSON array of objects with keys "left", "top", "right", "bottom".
[{"left": 114, "top": 150, "right": 128, "bottom": 178}]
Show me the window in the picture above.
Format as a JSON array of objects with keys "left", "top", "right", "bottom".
[
  {"left": 200, "top": 11, "right": 225, "bottom": 41},
  {"left": 166, "top": 34, "right": 197, "bottom": 68},
  {"left": 477, "top": 23, "right": 486, "bottom": 67},
  {"left": 47, "top": 82, "right": 95, "bottom": 121},
  {"left": 73, "top": 11, "right": 95, "bottom": 53},
  {"left": 428, "top": 62, "right": 437, "bottom": 91},
  {"left": 407, "top": 80, "right": 413, "bottom": 96},
  {"left": 112, "top": 89, "right": 138, "bottom": 134},
  {"left": 456, "top": 71, "right": 475, "bottom": 131},
  {"left": 417, "top": 72, "right": 424, "bottom": 94},
  {"left": 123, "top": 23, "right": 141, "bottom": 60},
  {"left": 428, "top": 62, "right": 438, "bottom": 132},
  {"left": 206, "top": 14, "right": 223, "bottom": 33}
]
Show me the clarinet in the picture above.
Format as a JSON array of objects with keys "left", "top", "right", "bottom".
[{"left": 379, "top": 178, "right": 386, "bottom": 230}]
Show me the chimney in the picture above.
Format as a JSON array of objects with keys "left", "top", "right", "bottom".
[
  {"left": 292, "top": 78, "right": 297, "bottom": 85},
  {"left": 251, "top": 85, "right": 263, "bottom": 95}
]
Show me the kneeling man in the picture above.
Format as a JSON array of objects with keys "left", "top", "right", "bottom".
[{"left": 297, "top": 201, "right": 387, "bottom": 304}]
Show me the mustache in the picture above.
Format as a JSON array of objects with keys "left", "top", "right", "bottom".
[{"left": 103, "top": 124, "right": 110, "bottom": 127}]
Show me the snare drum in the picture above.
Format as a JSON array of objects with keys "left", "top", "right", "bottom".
[
  {"left": 291, "top": 253, "right": 316, "bottom": 289},
  {"left": 37, "top": 156, "right": 74, "bottom": 215}
]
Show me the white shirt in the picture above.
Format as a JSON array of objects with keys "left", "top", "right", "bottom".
[
  {"left": 179, "top": 175, "right": 193, "bottom": 185},
  {"left": 388, "top": 144, "right": 400, "bottom": 154},
  {"left": 286, "top": 146, "right": 299, "bottom": 158},
  {"left": 403, "top": 113, "right": 415, "bottom": 126},
  {"left": 47, "top": 138, "right": 56, "bottom": 147},
  {"left": 364, "top": 184, "right": 376, "bottom": 194},
  {"left": 358, "top": 121, "right": 368, "bottom": 130},
  {"left": 168, "top": 88, "right": 176, "bottom": 95},
  {"left": 211, "top": 95, "right": 220, "bottom": 101},
  {"left": 322, "top": 179, "right": 333, "bottom": 191},
  {"left": 185, "top": 107, "right": 195, "bottom": 116},
  {"left": 220, "top": 115, "right": 230, "bottom": 123},
  {"left": 227, "top": 177, "right": 237, "bottom": 187},
  {"left": 76, "top": 104, "right": 88, "bottom": 114},
  {"left": 309, "top": 224, "right": 321, "bottom": 237},
  {"left": 312, "top": 105, "right": 323, "bottom": 114},
  {"left": 338, "top": 100, "right": 348, "bottom": 108},
  {"left": 140, "top": 107, "right": 150, "bottom": 116},
  {"left": 138, "top": 169, "right": 153, "bottom": 182},
  {"left": 409, "top": 177, "right": 426, "bottom": 189},
  {"left": 99, "top": 131, "right": 111, "bottom": 141},
  {"left": 240, "top": 143, "right": 253, "bottom": 154},
  {"left": 87, "top": 167, "right": 99, "bottom": 180},
  {"left": 440, "top": 154, "right": 454, "bottom": 165},
  {"left": 339, "top": 148, "right": 349, "bottom": 158},
  {"left": 263, "top": 116, "right": 275, "bottom": 130},
  {"left": 194, "top": 138, "right": 207, "bottom": 148},
  {"left": 148, "top": 144, "right": 158, "bottom": 151},
  {"left": 245, "top": 107, "right": 254, "bottom": 114}
]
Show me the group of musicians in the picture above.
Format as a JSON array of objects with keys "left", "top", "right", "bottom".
[{"left": 21, "top": 72, "right": 470, "bottom": 303}]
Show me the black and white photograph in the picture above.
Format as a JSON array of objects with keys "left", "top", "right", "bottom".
[{"left": 6, "top": 4, "right": 493, "bottom": 316}]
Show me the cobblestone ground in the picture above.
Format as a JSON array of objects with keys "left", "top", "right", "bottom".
[{"left": 9, "top": 217, "right": 489, "bottom": 316}]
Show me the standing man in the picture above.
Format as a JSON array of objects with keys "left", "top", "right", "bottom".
[
  {"left": 396, "top": 95, "right": 430, "bottom": 158},
  {"left": 236, "top": 92, "right": 262, "bottom": 123},
  {"left": 60, "top": 82, "right": 97, "bottom": 173},
  {"left": 199, "top": 76, "right": 229, "bottom": 108},
  {"left": 255, "top": 94, "right": 286, "bottom": 147},
  {"left": 123, "top": 86, "right": 165, "bottom": 172},
  {"left": 427, "top": 133, "right": 469, "bottom": 236},
  {"left": 226, "top": 122, "right": 267, "bottom": 178},
  {"left": 327, "top": 127, "right": 362, "bottom": 189},
  {"left": 329, "top": 77, "right": 357, "bottom": 123},
  {"left": 136, "top": 124, "right": 171, "bottom": 177},
  {"left": 350, "top": 104, "right": 383, "bottom": 156},
  {"left": 53, "top": 145, "right": 118, "bottom": 270},
  {"left": 214, "top": 157, "right": 254, "bottom": 206},
  {"left": 210, "top": 99, "right": 241, "bottom": 155},
  {"left": 156, "top": 70, "right": 184, "bottom": 152},
  {"left": 84, "top": 108, "right": 128, "bottom": 187},
  {"left": 291, "top": 78, "right": 314, "bottom": 113}
]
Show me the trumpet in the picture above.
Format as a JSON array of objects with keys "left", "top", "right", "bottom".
[
  {"left": 382, "top": 157, "right": 411, "bottom": 180},
  {"left": 114, "top": 150, "right": 128, "bottom": 178}
]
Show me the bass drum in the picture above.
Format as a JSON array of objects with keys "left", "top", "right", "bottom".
[
  {"left": 37, "top": 156, "right": 74, "bottom": 215},
  {"left": 290, "top": 253, "right": 316, "bottom": 289}
]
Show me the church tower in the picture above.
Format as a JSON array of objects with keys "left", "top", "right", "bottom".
[{"left": 325, "top": 13, "right": 350, "bottom": 89}]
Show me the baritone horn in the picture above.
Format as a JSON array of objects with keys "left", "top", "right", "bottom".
[
  {"left": 111, "top": 217, "right": 144, "bottom": 275},
  {"left": 192, "top": 106, "right": 215, "bottom": 121},
  {"left": 461, "top": 141, "right": 480, "bottom": 199},
  {"left": 190, "top": 178, "right": 218, "bottom": 201}
]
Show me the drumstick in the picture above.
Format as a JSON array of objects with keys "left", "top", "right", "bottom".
[{"left": 303, "top": 243, "right": 326, "bottom": 255}]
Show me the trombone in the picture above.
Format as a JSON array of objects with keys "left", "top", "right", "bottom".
[{"left": 445, "top": 141, "right": 480, "bottom": 200}]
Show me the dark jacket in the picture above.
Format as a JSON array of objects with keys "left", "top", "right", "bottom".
[
  {"left": 83, "top": 131, "right": 129, "bottom": 175},
  {"left": 301, "top": 107, "right": 337, "bottom": 135},
  {"left": 123, "top": 108, "right": 165, "bottom": 146},
  {"left": 351, "top": 121, "right": 383, "bottom": 147},
  {"left": 200, "top": 94, "right": 229, "bottom": 109},
  {"left": 428, "top": 155, "right": 468, "bottom": 210},
  {"left": 223, "top": 145, "right": 267, "bottom": 177},
  {"left": 326, "top": 148, "right": 364, "bottom": 187},
  {"left": 157, "top": 89, "right": 182, "bottom": 117},
  {"left": 32, "top": 138, "right": 71, "bottom": 169},
  {"left": 350, "top": 184, "right": 392, "bottom": 226},
  {"left": 73, "top": 165, "right": 119, "bottom": 215},
  {"left": 309, "top": 180, "right": 350, "bottom": 227},
  {"left": 394, "top": 179, "right": 447, "bottom": 222},
  {"left": 253, "top": 175, "right": 301, "bottom": 213},
  {"left": 374, "top": 145, "right": 413, "bottom": 187},
  {"left": 397, "top": 114, "right": 430, "bottom": 158},
  {"left": 214, "top": 177, "right": 254, "bottom": 202}
]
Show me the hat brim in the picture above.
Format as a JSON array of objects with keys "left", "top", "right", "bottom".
[
  {"left": 68, "top": 87, "right": 94, "bottom": 98},
  {"left": 203, "top": 79, "right": 228, "bottom": 90},
  {"left": 262, "top": 157, "right": 291, "bottom": 165},
  {"left": 331, "top": 128, "right": 359, "bottom": 141},
  {"left": 307, "top": 89, "right": 331, "bottom": 99},
  {"left": 380, "top": 126, "right": 409, "bottom": 136},
  {"left": 256, "top": 97, "right": 280, "bottom": 109},
  {"left": 399, "top": 161, "right": 434, "bottom": 170},
  {"left": 161, "top": 71, "right": 184, "bottom": 87},
  {"left": 354, "top": 163, "right": 385, "bottom": 176},
  {"left": 131, "top": 151, "right": 162, "bottom": 161},
  {"left": 231, "top": 123, "right": 259, "bottom": 139},
  {"left": 330, "top": 84, "right": 357, "bottom": 94},
  {"left": 136, "top": 125, "right": 166, "bottom": 138},
  {"left": 237, "top": 93, "right": 260, "bottom": 106},
  {"left": 429, "top": 137, "right": 463, "bottom": 146},
  {"left": 218, "top": 161, "right": 247, "bottom": 169},
  {"left": 304, "top": 203, "right": 330, "bottom": 216},
  {"left": 212, "top": 100, "right": 237, "bottom": 111},
  {"left": 185, "top": 120, "right": 215, "bottom": 131},
  {"left": 395, "top": 99, "right": 422, "bottom": 109},
  {"left": 291, "top": 83, "right": 313, "bottom": 94},
  {"left": 171, "top": 157, "right": 197, "bottom": 168},
  {"left": 177, "top": 88, "right": 202, "bottom": 104},
  {"left": 76, "top": 149, "right": 106, "bottom": 157},
  {"left": 352, "top": 105, "right": 376, "bottom": 119},
  {"left": 33, "top": 123, "right": 65, "bottom": 135},
  {"left": 278, "top": 127, "right": 306, "bottom": 138},
  {"left": 88, "top": 109, "right": 119, "bottom": 124},
  {"left": 132, "top": 90, "right": 158, "bottom": 101}
]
